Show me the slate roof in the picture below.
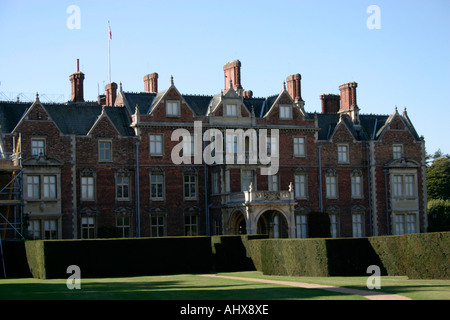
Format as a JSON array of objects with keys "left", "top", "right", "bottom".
[{"left": 0, "top": 101, "right": 135, "bottom": 137}]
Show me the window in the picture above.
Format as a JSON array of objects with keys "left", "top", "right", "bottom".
[
  {"left": 212, "top": 172, "right": 220, "bottom": 194},
  {"left": 43, "top": 175, "right": 56, "bottom": 199},
  {"left": 185, "top": 215, "right": 198, "bottom": 236},
  {"left": 182, "top": 135, "right": 196, "bottom": 157},
  {"left": 266, "top": 136, "right": 278, "bottom": 156},
  {"left": 294, "top": 174, "right": 307, "bottom": 199},
  {"left": 279, "top": 105, "right": 292, "bottom": 119},
  {"left": 268, "top": 174, "right": 279, "bottom": 191},
  {"left": 151, "top": 215, "right": 165, "bottom": 237},
  {"left": 241, "top": 170, "right": 254, "bottom": 192},
  {"left": 149, "top": 134, "right": 163, "bottom": 156},
  {"left": 99, "top": 141, "right": 112, "bottom": 161},
  {"left": 27, "top": 176, "right": 40, "bottom": 199},
  {"left": 351, "top": 174, "right": 363, "bottom": 198},
  {"left": 81, "top": 176, "right": 95, "bottom": 200},
  {"left": 31, "top": 139, "right": 45, "bottom": 156},
  {"left": 338, "top": 145, "right": 349, "bottom": 163},
  {"left": 225, "top": 104, "right": 238, "bottom": 116},
  {"left": 293, "top": 137, "right": 306, "bottom": 157},
  {"left": 44, "top": 220, "right": 57, "bottom": 239},
  {"left": 352, "top": 214, "right": 363, "bottom": 237},
  {"left": 393, "top": 145, "right": 403, "bottom": 159},
  {"left": 116, "top": 176, "right": 129, "bottom": 200},
  {"left": 184, "top": 174, "right": 197, "bottom": 199},
  {"left": 326, "top": 176, "right": 337, "bottom": 199},
  {"left": 81, "top": 217, "right": 95, "bottom": 239},
  {"left": 116, "top": 215, "right": 130, "bottom": 238},
  {"left": 394, "top": 213, "right": 416, "bottom": 235},
  {"left": 329, "top": 214, "right": 338, "bottom": 238},
  {"left": 150, "top": 174, "right": 164, "bottom": 200},
  {"left": 28, "top": 220, "right": 41, "bottom": 239},
  {"left": 393, "top": 174, "right": 415, "bottom": 197},
  {"left": 166, "top": 101, "right": 180, "bottom": 116},
  {"left": 273, "top": 215, "right": 280, "bottom": 238},
  {"left": 295, "top": 215, "right": 307, "bottom": 238}
]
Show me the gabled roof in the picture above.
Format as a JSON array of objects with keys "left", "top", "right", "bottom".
[{"left": 0, "top": 101, "right": 29, "bottom": 133}]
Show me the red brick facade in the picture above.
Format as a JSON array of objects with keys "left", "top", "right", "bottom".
[{"left": 0, "top": 60, "right": 427, "bottom": 240}]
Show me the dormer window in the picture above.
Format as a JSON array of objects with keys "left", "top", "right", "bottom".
[
  {"left": 31, "top": 138, "right": 45, "bottom": 156},
  {"left": 166, "top": 101, "right": 180, "bottom": 117},
  {"left": 279, "top": 105, "right": 292, "bottom": 119},
  {"left": 225, "top": 104, "right": 238, "bottom": 116}
]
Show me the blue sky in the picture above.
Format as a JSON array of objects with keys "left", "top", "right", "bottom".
[{"left": 0, "top": 0, "right": 449, "bottom": 155}]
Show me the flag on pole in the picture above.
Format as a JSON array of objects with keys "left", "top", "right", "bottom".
[{"left": 108, "top": 21, "right": 112, "bottom": 40}]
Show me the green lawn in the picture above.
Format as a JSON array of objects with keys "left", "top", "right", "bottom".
[{"left": 0, "top": 271, "right": 448, "bottom": 300}]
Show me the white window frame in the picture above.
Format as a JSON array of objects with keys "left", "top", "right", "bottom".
[
  {"left": 293, "top": 137, "right": 306, "bottom": 157},
  {"left": 352, "top": 213, "right": 363, "bottom": 237},
  {"left": 185, "top": 214, "right": 198, "bottom": 236},
  {"left": 43, "top": 175, "right": 57, "bottom": 199},
  {"left": 149, "top": 134, "right": 163, "bottom": 156},
  {"left": 98, "top": 140, "right": 112, "bottom": 162},
  {"left": 81, "top": 176, "right": 95, "bottom": 201},
  {"left": 393, "top": 144, "right": 403, "bottom": 160},
  {"left": 44, "top": 219, "right": 58, "bottom": 240},
  {"left": 166, "top": 100, "right": 180, "bottom": 117},
  {"left": 329, "top": 214, "right": 339, "bottom": 238},
  {"left": 183, "top": 174, "right": 197, "bottom": 200},
  {"left": 151, "top": 215, "right": 166, "bottom": 237},
  {"left": 31, "top": 138, "right": 45, "bottom": 156},
  {"left": 351, "top": 174, "right": 363, "bottom": 199},
  {"left": 116, "top": 175, "right": 130, "bottom": 201},
  {"left": 116, "top": 215, "right": 130, "bottom": 238},
  {"left": 392, "top": 174, "right": 416, "bottom": 198},
  {"left": 27, "top": 175, "right": 40, "bottom": 199},
  {"left": 225, "top": 104, "right": 238, "bottom": 117},
  {"left": 294, "top": 174, "right": 307, "bottom": 199},
  {"left": 394, "top": 213, "right": 417, "bottom": 235},
  {"left": 81, "top": 216, "right": 95, "bottom": 239},
  {"left": 268, "top": 174, "right": 279, "bottom": 191},
  {"left": 279, "top": 105, "right": 292, "bottom": 119},
  {"left": 326, "top": 175, "right": 338, "bottom": 199},
  {"left": 338, "top": 144, "right": 349, "bottom": 163},
  {"left": 150, "top": 173, "right": 165, "bottom": 200},
  {"left": 295, "top": 215, "right": 308, "bottom": 238}
]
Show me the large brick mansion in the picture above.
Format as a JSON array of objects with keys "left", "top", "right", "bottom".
[{"left": 0, "top": 59, "right": 427, "bottom": 240}]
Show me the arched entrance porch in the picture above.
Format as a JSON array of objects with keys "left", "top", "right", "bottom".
[
  {"left": 257, "top": 210, "right": 289, "bottom": 238},
  {"left": 229, "top": 210, "right": 247, "bottom": 235}
]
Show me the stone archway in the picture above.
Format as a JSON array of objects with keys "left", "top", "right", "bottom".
[
  {"left": 229, "top": 210, "right": 247, "bottom": 235},
  {"left": 257, "top": 210, "right": 289, "bottom": 238}
]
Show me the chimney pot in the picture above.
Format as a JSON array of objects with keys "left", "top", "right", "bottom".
[
  {"left": 286, "top": 74, "right": 302, "bottom": 102},
  {"left": 223, "top": 60, "right": 243, "bottom": 91},
  {"left": 105, "top": 82, "right": 118, "bottom": 106},
  {"left": 69, "top": 59, "right": 85, "bottom": 103},
  {"left": 144, "top": 72, "right": 158, "bottom": 93}
]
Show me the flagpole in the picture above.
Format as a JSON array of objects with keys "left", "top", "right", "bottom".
[{"left": 108, "top": 21, "right": 111, "bottom": 84}]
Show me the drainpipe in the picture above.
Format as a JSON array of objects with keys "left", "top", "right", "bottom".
[
  {"left": 384, "top": 169, "right": 390, "bottom": 235},
  {"left": 135, "top": 141, "right": 140, "bottom": 237},
  {"left": 204, "top": 139, "right": 210, "bottom": 236},
  {"left": 317, "top": 145, "right": 323, "bottom": 212},
  {"left": 366, "top": 144, "right": 373, "bottom": 236}
]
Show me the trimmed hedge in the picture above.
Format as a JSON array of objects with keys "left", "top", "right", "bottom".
[
  {"left": 25, "top": 236, "right": 213, "bottom": 279},
  {"left": 211, "top": 235, "right": 267, "bottom": 272},
  {"left": 248, "top": 232, "right": 449, "bottom": 279},
  {"left": 369, "top": 232, "right": 450, "bottom": 279}
]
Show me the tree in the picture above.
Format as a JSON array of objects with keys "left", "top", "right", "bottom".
[
  {"left": 426, "top": 157, "right": 450, "bottom": 200},
  {"left": 427, "top": 199, "right": 450, "bottom": 232}
]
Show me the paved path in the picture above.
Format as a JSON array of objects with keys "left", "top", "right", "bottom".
[{"left": 200, "top": 274, "right": 411, "bottom": 300}]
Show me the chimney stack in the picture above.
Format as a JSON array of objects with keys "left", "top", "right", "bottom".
[
  {"left": 243, "top": 90, "right": 253, "bottom": 98},
  {"left": 286, "top": 74, "right": 303, "bottom": 103},
  {"left": 105, "top": 82, "right": 118, "bottom": 106},
  {"left": 69, "top": 59, "right": 85, "bottom": 103},
  {"left": 320, "top": 94, "right": 340, "bottom": 114},
  {"left": 144, "top": 72, "right": 158, "bottom": 93},
  {"left": 339, "top": 81, "right": 358, "bottom": 113},
  {"left": 223, "top": 60, "right": 243, "bottom": 91}
]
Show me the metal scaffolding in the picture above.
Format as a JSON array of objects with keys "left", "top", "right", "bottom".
[{"left": 0, "top": 147, "right": 24, "bottom": 278}]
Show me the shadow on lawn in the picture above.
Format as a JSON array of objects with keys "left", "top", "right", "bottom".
[{"left": 0, "top": 279, "right": 362, "bottom": 300}]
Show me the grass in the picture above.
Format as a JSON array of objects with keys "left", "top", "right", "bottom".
[{"left": 0, "top": 271, "right": 449, "bottom": 300}]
